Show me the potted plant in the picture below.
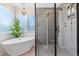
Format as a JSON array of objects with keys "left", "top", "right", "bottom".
[{"left": 10, "top": 18, "right": 22, "bottom": 38}]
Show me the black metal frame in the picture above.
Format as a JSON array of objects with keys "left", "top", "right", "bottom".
[
  {"left": 35, "top": 3, "right": 37, "bottom": 56},
  {"left": 54, "top": 3, "right": 57, "bottom": 56},
  {"left": 77, "top": 3, "right": 79, "bottom": 56}
]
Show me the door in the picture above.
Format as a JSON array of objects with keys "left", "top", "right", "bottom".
[{"left": 36, "top": 3, "right": 55, "bottom": 56}]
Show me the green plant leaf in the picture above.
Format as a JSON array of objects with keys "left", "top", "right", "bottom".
[{"left": 10, "top": 18, "right": 22, "bottom": 38}]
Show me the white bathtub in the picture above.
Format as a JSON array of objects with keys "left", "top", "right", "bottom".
[{"left": 1, "top": 37, "right": 35, "bottom": 56}]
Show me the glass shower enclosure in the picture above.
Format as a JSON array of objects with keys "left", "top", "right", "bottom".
[{"left": 35, "top": 3, "right": 77, "bottom": 56}]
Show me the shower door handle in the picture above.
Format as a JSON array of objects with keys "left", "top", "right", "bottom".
[{"left": 56, "top": 26, "right": 59, "bottom": 33}]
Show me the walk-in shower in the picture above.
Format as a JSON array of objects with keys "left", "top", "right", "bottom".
[{"left": 35, "top": 3, "right": 77, "bottom": 56}]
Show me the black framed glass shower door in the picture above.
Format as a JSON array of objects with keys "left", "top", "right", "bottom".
[
  {"left": 35, "top": 3, "right": 56, "bottom": 56},
  {"left": 35, "top": 3, "right": 77, "bottom": 56}
]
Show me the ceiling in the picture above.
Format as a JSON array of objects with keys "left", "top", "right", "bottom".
[{"left": 11, "top": 3, "right": 61, "bottom": 8}]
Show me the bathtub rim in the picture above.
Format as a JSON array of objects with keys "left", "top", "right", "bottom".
[{"left": 1, "top": 37, "right": 35, "bottom": 45}]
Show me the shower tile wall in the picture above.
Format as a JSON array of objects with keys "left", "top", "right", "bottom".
[
  {"left": 36, "top": 9, "right": 46, "bottom": 44},
  {"left": 48, "top": 10, "right": 54, "bottom": 44},
  {"left": 58, "top": 4, "right": 77, "bottom": 56},
  {"left": 36, "top": 8, "right": 58, "bottom": 44}
]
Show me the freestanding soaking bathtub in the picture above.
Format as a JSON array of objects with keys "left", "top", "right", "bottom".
[{"left": 1, "top": 37, "right": 35, "bottom": 56}]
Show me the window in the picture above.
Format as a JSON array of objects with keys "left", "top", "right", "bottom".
[
  {"left": 18, "top": 14, "right": 35, "bottom": 32},
  {"left": 0, "top": 5, "right": 13, "bottom": 33},
  {"left": 0, "top": 5, "right": 35, "bottom": 33},
  {"left": 27, "top": 15, "right": 35, "bottom": 31},
  {"left": 18, "top": 15, "right": 28, "bottom": 32}
]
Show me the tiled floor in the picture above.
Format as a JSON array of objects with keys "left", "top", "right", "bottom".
[
  {"left": 21, "top": 47, "right": 35, "bottom": 56},
  {"left": 3, "top": 44, "right": 76, "bottom": 56},
  {"left": 38, "top": 44, "right": 73, "bottom": 56}
]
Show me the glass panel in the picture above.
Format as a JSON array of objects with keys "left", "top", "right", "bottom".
[
  {"left": 27, "top": 15, "right": 35, "bottom": 31},
  {"left": 57, "top": 3, "right": 77, "bottom": 56},
  {"left": 18, "top": 15, "right": 28, "bottom": 32},
  {"left": 36, "top": 3, "right": 54, "bottom": 56},
  {"left": 0, "top": 5, "right": 13, "bottom": 33}
]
